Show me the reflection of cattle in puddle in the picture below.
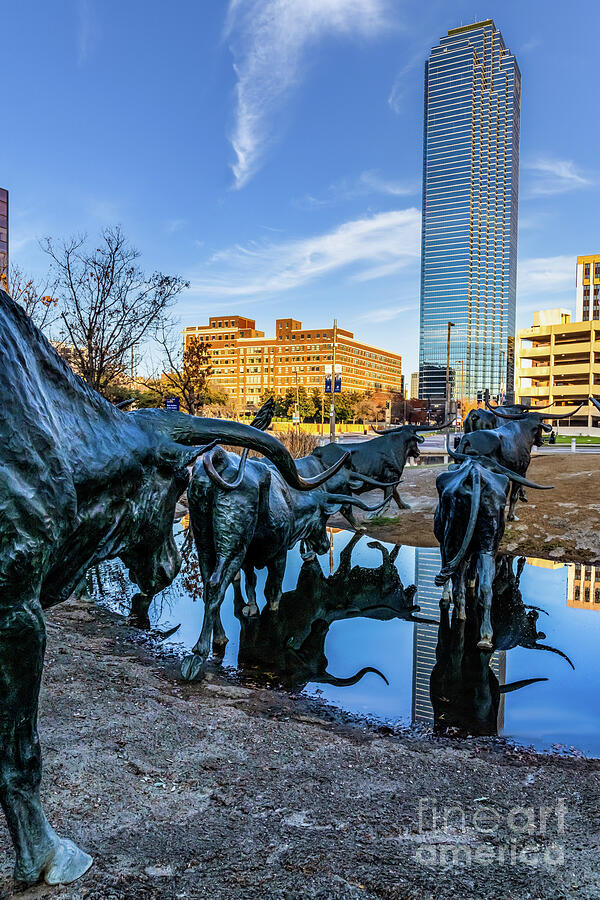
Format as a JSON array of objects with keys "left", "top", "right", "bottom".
[
  {"left": 431, "top": 601, "right": 547, "bottom": 737},
  {"left": 234, "top": 535, "right": 430, "bottom": 690},
  {"left": 491, "top": 556, "right": 574, "bottom": 667}
]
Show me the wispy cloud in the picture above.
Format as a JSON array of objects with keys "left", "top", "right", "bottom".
[
  {"left": 189, "top": 208, "right": 420, "bottom": 297},
  {"left": 224, "top": 0, "right": 391, "bottom": 189},
  {"left": 165, "top": 218, "right": 187, "bottom": 234},
  {"left": 296, "top": 169, "right": 418, "bottom": 209},
  {"left": 76, "top": 0, "right": 96, "bottom": 66},
  {"left": 519, "top": 37, "right": 541, "bottom": 53},
  {"left": 525, "top": 157, "right": 592, "bottom": 196},
  {"left": 518, "top": 255, "right": 574, "bottom": 296},
  {"left": 387, "top": 47, "right": 424, "bottom": 114},
  {"left": 357, "top": 302, "right": 417, "bottom": 322}
]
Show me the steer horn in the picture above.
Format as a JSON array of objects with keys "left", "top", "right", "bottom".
[
  {"left": 115, "top": 397, "right": 135, "bottom": 409},
  {"left": 321, "top": 666, "right": 389, "bottom": 687},
  {"left": 144, "top": 408, "right": 350, "bottom": 491},
  {"left": 532, "top": 642, "right": 575, "bottom": 669},
  {"left": 348, "top": 473, "right": 400, "bottom": 489},
  {"left": 321, "top": 492, "right": 394, "bottom": 513},
  {"left": 371, "top": 420, "right": 455, "bottom": 435},
  {"left": 446, "top": 440, "right": 553, "bottom": 490},
  {"left": 488, "top": 401, "right": 585, "bottom": 420},
  {"left": 590, "top": 396, "right": 600, "bottom": 413},
  {"left": 499, "top": 677, "right": 548, "bottom": 693}
]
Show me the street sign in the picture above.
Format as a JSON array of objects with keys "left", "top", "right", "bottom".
[
  {"left": 334, "top": 374, "right": 341, "bottom": 393},
  {"left": 324, "top": 375, "right": 332, "bottom": 394},
  {"left": 324, "top": 364, "right": 332, "bottom": 375},
  {"left": 165, "top": 397, "right": 180, "bottom": 411},
  {"left": 334, "top": 364, "right": 342, "bottom": 374}
]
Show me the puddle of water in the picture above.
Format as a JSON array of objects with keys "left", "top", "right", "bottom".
[{"left": 88, "top": 525, "right": 600, "bottom": 757}]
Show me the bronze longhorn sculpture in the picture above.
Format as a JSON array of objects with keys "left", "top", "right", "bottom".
[{"left": 0, "top": 289, "right": 348, "bottom": 885}]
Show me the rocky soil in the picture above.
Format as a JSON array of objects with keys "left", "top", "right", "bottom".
[
  {"left": 334, "top": 452, "right": 600, "bottom": 565},
  {"left": 1, "top": 596, "right": 599, "bottom": 900}
]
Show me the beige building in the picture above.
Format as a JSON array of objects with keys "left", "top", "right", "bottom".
[
  {"left": 515, "top": 308, "right": 600, "bottom": 428},
  {"left": 183, "top": 315, "right": 402, "bottom": 403},
  {"left": 410, "top": 372, "right": 419, "bottom": 399},
  {"left": 575, "top": 254, "right": 600, "bottom": 322},
  {"left": 567, "top": 564, "right": 600, "bottom": 609}
]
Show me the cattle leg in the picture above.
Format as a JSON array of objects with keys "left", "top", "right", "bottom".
[
  {"left": 0, "top": 596, "right": 92, "bottom": 885},
  {"left": 129, "top": 592, "right": 152, "bottom": 629},
  {"left": 241, "top": 563, "right": 259, "bottom": 618},
  {"left": 212, "top": 606, "right": 228, "bottom": 654},
  {"left": 476, "top": 552, "right": 495, "bottom": 651},
  {"left": 392, "top": 485, "right": 410, "bottom": 511},
  {"left": 453, "top": 561, "right": 468, "bottom": 621},
  {"left": 264, "top": 555, "right": 286, "bottom": 612},
  {"left": 507, "top": 483, "right": 520, "bottom": 521},
  {"left": 340, "top": 504, "right": 366, "bottom": 532},
  {"left": 182, "top": 551, "right": 247, "bottom": 681}
]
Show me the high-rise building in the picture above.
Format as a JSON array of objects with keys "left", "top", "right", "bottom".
[
  {"left": 0, "top": 188, "right": 8, "bottom": 292},
  {"left": 183, "top": 315, "right": 402, "bottom": 402},
  {"left": 419, "top": 20, "right": 521, "bottom": 403},
  {"left": 575, "top": 254, "right": 600, "bottom": 321}
]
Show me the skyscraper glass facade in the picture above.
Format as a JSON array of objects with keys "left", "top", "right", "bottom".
[
  {"left": 419, "top": 20, "right": 520, "bottom": 402},
  {"left": 0, "top": 188, "right": 7, "bottom": 293}
]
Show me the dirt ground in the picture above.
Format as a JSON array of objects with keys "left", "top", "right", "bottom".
[
  {"left": 1, "top": 597, "right": 600, "bottom": 900},
  {"left": 334, "top": 452, "right": 600, "bottom": 565}
]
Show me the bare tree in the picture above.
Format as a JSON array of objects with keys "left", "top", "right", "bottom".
[
  {"left": 8, "top": 263, "right": 60, "bottom": 332},
  {"left": 145, "top": 321, "right": 214, "bottom": 415},
  {"left": 41, "top": 226, "right": 188, "bottom": 395}
]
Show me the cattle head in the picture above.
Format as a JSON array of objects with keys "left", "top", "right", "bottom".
[
  {"left": 119, "top": 444, "right": 202, "bottom": 597},
  {"left": 370, "top": 421, "right": 454, "bottom": 461},
  {"left": 305, "top": 492, "right": 393, "bottom": 557},
  {"left": 487, "top": 401, "right": 585, "bottom": 445}
]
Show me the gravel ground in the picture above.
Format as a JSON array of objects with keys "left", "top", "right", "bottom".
[{"left": 1, "top": 596, "right": 599, "bottom": 900}]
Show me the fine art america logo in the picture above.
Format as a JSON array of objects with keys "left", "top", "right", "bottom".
[{"left": 415, "top": 797, "right": 566, "bottom": 868}]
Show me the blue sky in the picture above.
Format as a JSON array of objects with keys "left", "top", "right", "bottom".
[{"left": 4, "top": 0, "right": 599, "bottom": 379}]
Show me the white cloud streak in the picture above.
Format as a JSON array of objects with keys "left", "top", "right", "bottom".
[
  {"left": 225, "top": 0, "right": 391, "bottom": 189},
  {"left": 357, "top": 302, "right": 417, "bottom": 322},
  {"left": 518, "top": 255, "right": 574, "bottom": 295},
  {"left": 296, "top": 169, "right": 418, "bottom": 209},
  {"left": 189, "top": 208, "right": 420, "bottom": 297},
  {"left": 76, "top": 0, "right": 96, "bottom": 66},
  {"left": 525, "top": 157, "right": 591, "bottom": 196}
]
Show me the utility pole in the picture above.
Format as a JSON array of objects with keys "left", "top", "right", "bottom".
[
  {"left": 445, "top": 321, "right": 455, "bottom": 423},
  {"left": 329, "top": 318, "right": 337, "bottom": 442},
  {"left": 294, "top": 366, "right": 299, "bottom": 425}
]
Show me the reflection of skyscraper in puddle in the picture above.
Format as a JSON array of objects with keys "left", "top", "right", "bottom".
[
  {"left": 411, "top": 548, "right": 506, "bottom": 728},
  {"left": 412, "top": 549, "right": 441, "bottom": 724},
  {"left": 567, "top": 564, "right": 600, "bottom": 610}
]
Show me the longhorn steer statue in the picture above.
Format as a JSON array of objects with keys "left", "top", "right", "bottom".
[
  {"left": 434, "top": 446, "right": 552, "bottom": 651},
  {"left": 184, "top": 448, "right": 387, "bottom": 681},
  {"left": 457, "top": 404, "right": 581, "bottom": 520},
  {"left": 0, "top": 288, "right": 348, "bottom": 886},
  {"left": 463, "top": 401, "right": 556, "bottom": 434},
  {"left": 309, "top": 423, "right": 451, "bottom": 526}
]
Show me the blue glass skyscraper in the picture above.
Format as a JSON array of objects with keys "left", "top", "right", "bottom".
[{"left": 418, "top": 20, "right": 520, "bottom": 403}]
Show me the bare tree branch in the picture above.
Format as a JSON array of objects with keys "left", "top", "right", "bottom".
[{"left": 41, "top": 226, "right": 189, "bottom": 395}]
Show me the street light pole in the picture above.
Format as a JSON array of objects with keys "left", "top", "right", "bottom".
[
  {"left": 329, "top": 318, "right": 337, "bottom": 443},
  {"left": 445, "top": 321, "right": 455, "bottom": 423}
]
